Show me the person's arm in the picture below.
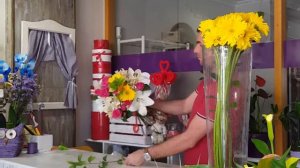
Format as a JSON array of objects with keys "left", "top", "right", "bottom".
[
  {"left": 151, "top": 91, "right": 197, "bottom": 115},
  {"left": 125, "top": 115, "right": 209, "bottom": 166}
]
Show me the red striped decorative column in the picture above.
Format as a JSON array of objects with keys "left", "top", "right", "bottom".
[{"left": 91, "top": 40, "right": 111, "bottom": 140}]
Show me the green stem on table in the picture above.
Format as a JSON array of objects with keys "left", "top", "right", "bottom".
[{"left": 213, "top": 46, "right": 241, "bottom": 168}]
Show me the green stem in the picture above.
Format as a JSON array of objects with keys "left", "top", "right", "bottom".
[
  {"left": 213, "top": 46, "right": 241, "bottom": 168},
  {"left": 271, "top": 140, "right": 274, "bottom": 154},
  {"left": 256, "top": 96, "right": 261, "bottom": 131}
]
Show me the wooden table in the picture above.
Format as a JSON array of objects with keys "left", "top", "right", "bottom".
[{"left": 0, "top": 149, "right": 178, "bottom": 168}]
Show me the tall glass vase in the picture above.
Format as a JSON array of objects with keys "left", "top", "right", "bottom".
[{"left": 203, "top": 46, "right": 252, "bottom": 168}]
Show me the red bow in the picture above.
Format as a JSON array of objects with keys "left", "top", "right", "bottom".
[{"left": 150, "top": 60, "right": 176, "bottom": 86}]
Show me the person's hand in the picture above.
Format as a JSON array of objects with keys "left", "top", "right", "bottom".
[{"left": 125, "top": 149, "right": 145, "bottom": 166}]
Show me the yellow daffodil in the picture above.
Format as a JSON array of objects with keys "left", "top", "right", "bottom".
[
  {"left": 263, "top": 114, "right": 274, "bottom": 154},
  {"left": 118, "top": 84, "right": 136, "bottom": 101}
]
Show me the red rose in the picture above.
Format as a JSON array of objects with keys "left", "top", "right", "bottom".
[
  {"left": 150, "top": 73, "right": 163, "bottom": 86},
  {"left": 135, "top": 82, "right": 145, "bottom": 90},
  {"left": 255, "top": 75, "right": 266, "bottom": 87},
  {"left": 165, "top": 71, "right": 176, "bottom": 84},
  {"left": 112, "top": 109, "right": 122, "bottom": 119}
]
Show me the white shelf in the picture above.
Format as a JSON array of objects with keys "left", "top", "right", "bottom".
[
  {"left": 86, "top": 138, "right": 151, "bottom": 148},
  {"left": 116, "top": 27, "right": 190, "bottom": 55}
]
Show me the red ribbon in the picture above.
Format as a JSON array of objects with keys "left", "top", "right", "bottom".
[
  {"left": 150, "top": 60, "right": 176, "bottom": 86},
  {"left": 92, "top": 62, "right": 111, "bottom": 73},
  {"left": 93, "top": 51, "right": 106, "bottom": 61},
  {"left": 132, "top": 112, "right": 139, "bottom": 133}
]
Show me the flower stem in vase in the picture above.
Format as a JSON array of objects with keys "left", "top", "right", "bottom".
[{"left": 213, "top": 46, "right": 241, "bottom": 168}]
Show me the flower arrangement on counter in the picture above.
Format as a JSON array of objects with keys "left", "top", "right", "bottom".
[
  {"left": 199, "top": 12, "right": 269, "bottom": 167},
  {"left": 94, "top": 68, "right": 154, "bottom": 121},
  {"left": 0, "top": 54, "right": 40, "bottom": 128}
]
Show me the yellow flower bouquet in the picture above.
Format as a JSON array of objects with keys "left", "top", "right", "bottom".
[{"left": 199, "top": 12, "right": 269, "bottom": 168}]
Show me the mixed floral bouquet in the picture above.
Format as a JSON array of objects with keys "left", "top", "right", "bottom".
[
  {"left": 94, "top": 68, "right": 154, "bottom": 121},
  {"left": 1, "top": 54, "right": 40, "bottom": 128}
]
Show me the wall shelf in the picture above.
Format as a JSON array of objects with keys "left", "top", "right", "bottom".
[{"left": 116, "top": 27, "right": 190, "bottom": 55}]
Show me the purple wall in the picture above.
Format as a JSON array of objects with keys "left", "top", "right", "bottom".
[{"left": 112, "top": 39, "right": 300, "bottom": 72}]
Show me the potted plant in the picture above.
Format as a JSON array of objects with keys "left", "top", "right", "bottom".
[
  {"left": 248, "top": 75, "right": 272, "bottom": 158},
  {"left": 279, "top": 101, "right": 300, "bottom": 158},
  {"left": 247, "top": 114, "right": 300, "bottom": 168}
]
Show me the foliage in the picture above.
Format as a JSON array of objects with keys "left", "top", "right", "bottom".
[
  {"left": 247, "top": 114, "right": 300, "bottom": 168},
  {"left": 279, "top": 101, "right": 300, "bottom": 151},
  {"left": 58, "top": 145, "right": 69, "bottom": 151},
  {"left": 199, "top": 12, "right": 269, "bottom": 168},
  {"left": 249, "top": 75, "right": 272, "bottom": 133},
  {"left": 93, "top": 68, "right": 154, "bottom": 121},
  {"left": 67, "top": 154, "right": 123, "bottom": 168}
]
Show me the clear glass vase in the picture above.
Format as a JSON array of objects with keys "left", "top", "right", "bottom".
[{"left": 203, "top": 46, "right": 252, "bottom": 168}]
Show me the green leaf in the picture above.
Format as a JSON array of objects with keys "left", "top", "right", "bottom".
[
  {"left": 279, "top": 106, "right": 290, "bottom": 130},
  {"left": 117, "top": 159, "right": 123, "bottom": 165},
  {"left": 67, "top": 161, "right": 78, "bottom": 165},
  {"left": 101, "top": 161, "right": 108, "bottom": 168},
  {"left": 69, "top": 165, "right": 76, "bottom": 168},
  {"left": 251, "top": 138, "right": 271, "bottom": 155},
  {"left": 271, "top": 104, "right": 278, "bottom": 114},
  {"left": 102, "top": 155, "right": 107, "bottom": 161},
  {"left": 58, "top": 145, "right": 69, "bottom": 151},
  {"left": 246, "top": 161, "right": 257, "bottom": 167},
  {"left": 77, "top": 161, "right": 86, "bottom": 166},
  {"left": 271, "top": 158, "right": 285, "bottom": 168},
  {"left": 77, "top": 154, "right": 83, "bottom": 162},
  {"left": 286, "top": 157, "right": 300, "bottom": 168},
  {"left": 270, "top": 147, "right": 291, "bottom": 168},
  {"left": 142, "top": 85, "right": 151, "bottom": 91},
  {"left": 250, "top": 94, "right": 257, "bottom": 114},
  {"left": 88, "top": 155, "right": 96, "bottom": 163},
  {"left": 295, "top": 101, "right": 300, "bottom": 117},
  {"left": 257, "top": 154, "right": 277, "bottom": 168},
  {"left": 257, "top": 89, "right": 269, "bottom": 99},
  {"left": 282, "top": 146, "right": 291, "bottom": 160}
]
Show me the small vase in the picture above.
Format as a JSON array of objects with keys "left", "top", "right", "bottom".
[{"left": 203, "top": 46, "right": 252, "bottom": 167}]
